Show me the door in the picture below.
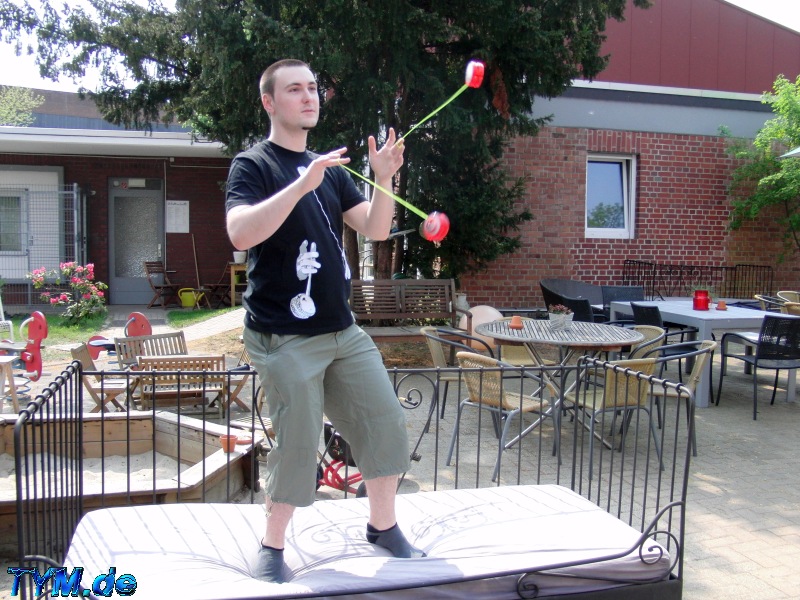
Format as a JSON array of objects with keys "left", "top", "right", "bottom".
[{"left": 108, "top": 179, "right": 164, "bottom": 305}]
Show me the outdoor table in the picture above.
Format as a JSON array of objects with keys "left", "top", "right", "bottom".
[
  {"left": 609, "top": 299, "right": 792, "bottom": 408},
  {"left": 0, "top": 355, "right": 20, "bottom": 413},
  {"left": 476, "top": 318, "right": 644, "bottom": 371},
  {"left": 230, "top": 262, "right": 247, "bottom": 307},
  {"left": 476, "top": 319, "right": 644, "bottom": 458}
]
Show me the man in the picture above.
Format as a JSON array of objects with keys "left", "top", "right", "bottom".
[{"left": 226, "top": 59, "right": 423, "bottom": 584}]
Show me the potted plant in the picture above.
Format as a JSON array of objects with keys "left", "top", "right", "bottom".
[{"left": 548, "top": 304, "right": 574, "bottom": 330}]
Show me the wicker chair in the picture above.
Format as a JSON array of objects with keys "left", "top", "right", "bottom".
[
  {"left": 448, "top": 351, "right": 556, "bottom": 482},
  {"left": 421, "top": 326, "right": 494, "bottom": 419},
  {"left": 565, "top": 358, "right": 659, "bottom": 480},
  {"left": 755, "top": 294, "right": 787, "bottom": 312},
  {"left": 782, "top": 302, "right": 800, "bottom": 316},
  {"left": 646, "top": 339, "right": 717, "bottom": 455}
]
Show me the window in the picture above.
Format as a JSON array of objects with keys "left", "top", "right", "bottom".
[
  {"left": 585, "top": 154, "right": 637, "bottom": 239},
  {"left": 0, "top": 192, "right": 24, "bottom": 252}
]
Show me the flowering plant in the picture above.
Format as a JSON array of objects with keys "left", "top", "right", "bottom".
[
  {"left": 548, "top": 304, "right": 573, "bottom": 315},
  {"left": 27, "top": 262, "right": 108, "bottom": 324}
]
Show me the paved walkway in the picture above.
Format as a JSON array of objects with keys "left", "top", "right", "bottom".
[
  {"left": 101, "top": 305, "right": 247, "bottom": 341},
  {"left": 4, "top": 305, "right": 800, "bottom": 598}
]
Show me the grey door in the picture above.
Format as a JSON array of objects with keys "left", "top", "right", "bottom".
[{"left": 108, "top": 179, "right": 164, "bottom": 305}]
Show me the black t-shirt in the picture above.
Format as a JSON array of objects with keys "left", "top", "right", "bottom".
[{"left": 225, "top": 140, "right": 366, "bottom": 335}]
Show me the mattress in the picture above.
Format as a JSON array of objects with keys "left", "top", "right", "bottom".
[{"left": 63, "top": 485, "right": 671, "bottom": 599}]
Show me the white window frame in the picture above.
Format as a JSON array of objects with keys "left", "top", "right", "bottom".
[
  {"left": 585, "top": 154, "right": 637, "bottom": 239},
  {"left": 0, "top": 189, "right": 26, "bottom": 254}
]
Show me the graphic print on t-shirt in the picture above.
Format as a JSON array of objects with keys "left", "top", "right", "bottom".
[{"left": 291, "top": 239, "right": 320, "bottom": 319}]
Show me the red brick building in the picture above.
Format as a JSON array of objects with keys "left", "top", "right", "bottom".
[
  {"left": 461, "top": 0, "right": 800, "bottom": 307},
  {"left": 0, "top": 93, "right": 232, "bottom": 307}
]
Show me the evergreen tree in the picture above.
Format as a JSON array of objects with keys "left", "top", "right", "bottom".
[{"left": 0, "top": 0, "right": 651, "bottom": 278}]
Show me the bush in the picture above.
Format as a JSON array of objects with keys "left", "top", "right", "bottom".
[{"left": 27, "top": 262, "right": 108, "bottom": 324}]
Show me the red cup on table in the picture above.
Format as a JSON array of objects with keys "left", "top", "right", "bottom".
[{"left": 693, "top": 290, "right": 710, "bottom": 311}]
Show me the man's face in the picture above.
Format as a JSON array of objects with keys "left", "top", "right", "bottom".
[{"left": 262, "top": 65, "right": 320, "bottom": 131}]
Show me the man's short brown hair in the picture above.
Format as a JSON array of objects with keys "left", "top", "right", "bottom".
[{"left": 259, "top": 59, "right": 312, "bottom": 97}]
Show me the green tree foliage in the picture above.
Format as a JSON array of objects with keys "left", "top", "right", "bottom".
[
  {"left": 0, "top": 0, "right": 650, "bottom": 279},
  {"left": 587, "top": 202, "right": 624, "bottom": 228},
  {"left": 0, "top": 85, "right": 44, "bottom": 126},
  {"left": 727, "top": 74, "right": 800, "bottom": 260}
]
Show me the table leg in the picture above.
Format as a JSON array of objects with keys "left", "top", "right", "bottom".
[
  {"left": 694, "top": 324, "right": 712, "bottom": 408},
  {"left": 1, "top": 361, "right": 19, "bottom": 413},
  {"left": 786, "top": 369, "right": 797, "bottom": 402},
  {"left": 230, "top": 269, "right": 237, "bottom": 307}
]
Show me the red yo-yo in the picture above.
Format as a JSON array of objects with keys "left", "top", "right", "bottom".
[
  {"left": 420, "top": 211, "right": 450, "bottom": 242},
  {"left": 465, "top": 60, "right": 485, "bottom": 89}
]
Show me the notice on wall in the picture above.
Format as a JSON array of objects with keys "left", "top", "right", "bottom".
[{"left": 166, "top": 200, "right": 190, "bottom": 233}]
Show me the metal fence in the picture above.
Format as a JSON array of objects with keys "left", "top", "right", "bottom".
[
  {"left": 0, "top": 183, "right": 86, "bottom": 306},
  {"left": 622, "top": 259, "right": 774, "bottom": 300}
]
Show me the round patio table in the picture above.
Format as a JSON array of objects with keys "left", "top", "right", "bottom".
[
  {"left": 476, "top": 318, "right": 644, "bottom": 362},
  {"left": 475, "top": 319, "right": 645, "bottom": 461}
]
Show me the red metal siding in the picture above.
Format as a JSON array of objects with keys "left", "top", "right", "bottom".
[{"left": 598, "top": 0, "right": 800, "bottom": 95}]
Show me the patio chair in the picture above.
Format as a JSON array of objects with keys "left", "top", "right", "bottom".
[
  {"left": 448, "top": 351, "right": 556, "bottom": 482},
  {"left": 559, "top": 295, "right": 602, "bottom": 323},
  {"left": 601, "top": 285, "right": 645, "bottom": 321},
  {"left": 71, "top": 343, "right": 132, "bottom": 412},
  {"left": 782, "top": 302, "right": 800, "bottom": 316},
  {"left": 540, "top": 279, "right": 605, "bottom": 320},
  {"left": 754, "top": 294, "right": 787, "bottom": 312},
  {"left": 630, "top": 302, "right": 700, "bottom": 379},
  {"left": 144, "top": 261, "right": 181, "bottom": 308},
  {"left": 539, "top": 281, "right": 564, "bottom": 314},
  {"left": 422, "top": 326, "right": 494, "bottom": 419},
  {"left": 717, "top": 314, "right": 800, "bottom": 420},
  {"left": 202, "top": 263, "right": 233, "bottom": 308},
  {"left": 627, "top": 325, "right": 667, "bottom": 359},
  {"left": 777, "top": 291, "right": 800, "bottom": 303},
  {"left": 0, "top": 294, "right": 12, "bottom": 342},
  {"left": 564, "top": 357, "right": 659, "bottom": 481},
  {"left": 630, "top": 303, "right": 698, "bottom": 342},
  {"left": 645, "top": 339, "right": 717, "bottom": 455}
]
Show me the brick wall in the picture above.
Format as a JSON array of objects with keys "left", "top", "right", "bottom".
[
  {"left": 461, "top": 126, "right": 799, "bottom": 308},
  {"left": 0, "top": 154, "right": 232, "bottom": 292}
]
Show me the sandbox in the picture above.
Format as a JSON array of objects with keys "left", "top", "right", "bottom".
[{"left": 0, "top": 410, "right": 263, "bottom": 553}]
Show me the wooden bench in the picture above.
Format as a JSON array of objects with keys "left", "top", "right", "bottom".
[
  {"left": 136, "top": 354, "right": 230, "bottom": 414},
  {"left": 114, "top": 331, "right": 189, "bottom": 370},
  {"left": 349, "top": 279, "right": 472, "bottom": 343}
]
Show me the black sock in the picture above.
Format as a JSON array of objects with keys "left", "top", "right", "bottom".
[
  {"left": 366, "top": 523, "right": 426, "bottom": 558},
  {"left": 255, "top": 544, "right": 286, "bottom": 583}
]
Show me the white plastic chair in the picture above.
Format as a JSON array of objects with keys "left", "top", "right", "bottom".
[{"left": 0, "top": 294, "right": 12, "bottom": 342}]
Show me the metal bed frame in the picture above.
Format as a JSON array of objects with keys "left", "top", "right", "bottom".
[{"left": 11, "top": 357, "right": 692, "bottom": 599}]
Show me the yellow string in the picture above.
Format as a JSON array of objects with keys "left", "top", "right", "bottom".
[
  {"left": 339, "top": 163, "right": 427, "bottom": 219},
  {"left": 401, "top": 84, "right": 468, "bottom": 141}
]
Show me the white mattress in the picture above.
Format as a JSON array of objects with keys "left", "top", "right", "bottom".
[{"left": 64, "top": 485, "right": 671, "bottom": 599}]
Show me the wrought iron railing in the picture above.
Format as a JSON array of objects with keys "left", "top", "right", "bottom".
[{"left": 622, "top": 259, "right": 773, "bottom": 300}]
